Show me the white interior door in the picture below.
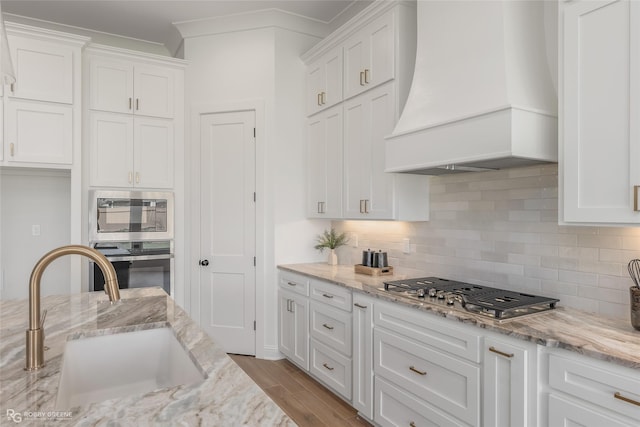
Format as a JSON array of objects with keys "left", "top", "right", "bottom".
[{"left": 199, "top": 110, "right": 256, "bottom": 355}]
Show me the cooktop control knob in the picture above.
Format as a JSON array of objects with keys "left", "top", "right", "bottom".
[
  {"left": 436, "top": 291, "right": 446, "bottom": 300},
  {"left": 417, "top": 288, "right": 426, "bottom": 298},
  {"left": 446, "top": 294, "right": 455, "bottom": 305},
  {"left": 428, "top": 288, "right": 437, "bottom": 297}
]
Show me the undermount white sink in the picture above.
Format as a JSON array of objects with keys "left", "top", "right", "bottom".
[{"left": 56, "top": 327, "right": 206, "bottom": 408}]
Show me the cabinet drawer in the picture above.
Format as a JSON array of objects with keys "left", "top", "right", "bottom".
[
  {"left": 279, "top": 271, "right": 309, "bottom": 296},
  {"left": 548, "top": 352, "right": 640, "bottom": 422},
  {"left": 309, "top": 339, "right": 352, "bottom": 400},
  {"left": 374, "top": 328, "right": 480, "bottom": 426},
  {"left": 375, "top": 377, "right": 468, "bottom": 427},
  {"left": 310, "top": 280, "right": 352, "bottom": 311},
  {"left": 374, "top": 299, "right": 481, "bottom": 362},
  {"left": 548, "top": 393, "right": 633, "bottom": 427},
  {"left": 310, "top": 301, "right": 352, "bottom": 356}
]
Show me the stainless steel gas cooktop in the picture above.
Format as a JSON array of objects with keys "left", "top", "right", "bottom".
[{"left": 383, "top": 277, "right": 559, "bottom": 320}]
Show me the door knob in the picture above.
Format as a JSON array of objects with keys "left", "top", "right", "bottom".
[{"left": 199, "top": 259, "right": 209, "bottom": 266}]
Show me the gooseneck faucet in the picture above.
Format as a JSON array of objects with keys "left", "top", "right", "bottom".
[{"left": 25, "top": 245, "right": 121, "bottom": 371}]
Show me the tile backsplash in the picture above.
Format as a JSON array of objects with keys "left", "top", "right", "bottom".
[{"left": 333, "top": 164, "right": 640, "bottom": 322}]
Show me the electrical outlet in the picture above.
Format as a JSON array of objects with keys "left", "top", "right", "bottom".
[
  {"left": 349, "top": 232, "right": 358, "bottom": 248},
  {"left": 402, "top": 238, "right": 411, "bottom": 254},
  {"left": 32, "top": 225, "right": 41, "bottom": 236}
]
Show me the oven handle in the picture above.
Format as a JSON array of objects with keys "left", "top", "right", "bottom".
[{"left": 103, "top": 254, "right": 174, "bottom": 262}]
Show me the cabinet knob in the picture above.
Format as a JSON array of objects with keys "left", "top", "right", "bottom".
[{"left": 199, "top": 259, "right": 209, "bottom": 266}]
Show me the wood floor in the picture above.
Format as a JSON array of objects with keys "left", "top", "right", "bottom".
[{"left": 230, "top": 354, "right": 372, "bottom": 427}]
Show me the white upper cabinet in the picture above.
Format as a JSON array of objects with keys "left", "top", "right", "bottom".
[
  {"left": 89, "top": 57, "right": 175, "bottom": 118},
  {"left": 307, "top": 105, "right": 343, "bottom": 218},
  {"left": 306, "top": 47, "right": 343, "bottom": 116},
  {"left": 561, "top": 0, "right": 640, "bottom": 223},
  {"left": 343, "top": 11, "right": 395, "bottom": 100},
  {"left": 85, "top": 47, "right": 185, "bottom": 189},
  {"left": 1, "top": 24, "right": 87, "bottom": 168},
  {"left": 5, "top": 100, "right": 73, "bottom": 165},
  {"left": 7, "top": 35, "right": 74, "bottom": 104}
]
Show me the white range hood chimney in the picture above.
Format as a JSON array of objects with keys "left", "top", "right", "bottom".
[{"left": 386, "top": 0, "right": 558, "bottom": 175}]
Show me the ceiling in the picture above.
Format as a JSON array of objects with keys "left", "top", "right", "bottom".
[{"left": 1, "top": 0, "right": 369, "bottom": 56}]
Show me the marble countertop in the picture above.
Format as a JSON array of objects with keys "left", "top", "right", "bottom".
[
  {"left": 0, "top": 288, "right": 294, "bottom": 426},
  {"left": 279, "top": 263, "right": 640, "bottom": 370}
]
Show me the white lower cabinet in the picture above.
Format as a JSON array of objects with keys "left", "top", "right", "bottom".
[
  {"left": 544, "top": 348, "right": 640, "bottom": 427},
  {"left": 277, "top": 272, "right": 310, "bottom": 370},
  {"left": 309, "top": 339, "right": 352, "bottom": 400},
  {"left": 483, "top": 334, "right": 537, "bottom": 427},
  {"left": 375, "top": 376, "right": 467, "bottom": 427},
  {"left": 352, "top": 293, "right": 374, "bottom": 420},
  {"left": 373, "top": 298, "right": 481, "bottom": 426}
]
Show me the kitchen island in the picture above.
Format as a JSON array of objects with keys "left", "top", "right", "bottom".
[{"left": 0, "top": 287, "right": 294, "bottom": 426}]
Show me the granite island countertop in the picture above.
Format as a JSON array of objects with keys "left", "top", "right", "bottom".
[
  {"left": 279, "top": 263, "right": 640, "bottom": 370},
  {"left": 0, "top": 287, "right": 295, "bottom": 426}
]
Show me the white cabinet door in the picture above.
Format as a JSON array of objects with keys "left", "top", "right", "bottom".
[
  {"left": 5, "top": 100, "right": 73, "bottom": 165},
  {"left": 89, "top": 58, "right": 134, "bottom": 115},
  {"left": 134, "top": 65, "right": 174, "bottom": 118},
  {"left": 343, "top": 82, "right": 396, "bottom": 219},
  {"left": 89, "top": 111, "right": 134, "bottom": 187},
  {"left": 483, "top": 336, "right": 536, "bottom": 427},
  {"left": 278, "top": 290, "right": 309, "bottom": 370},
  {"left": 89, "top": 58, "right": 174, "bottom": 118},
  {"left": 352, "top": 294, "right": 374, "bottom": 420},
  {"left": 8, "top": 35, "right": 74, "bottom": 104},
  {"left": 306, "top": 47, "right": 342, "bottom": 116},
  {"left": 307, "top": 105, "right": 343, "bottom": 218},
  {"left": 562, "top": 0, "right": 640, "bottom": 223},
  {"left": 343, "top": 11, "right": 395, "bottom": 100},
  {"left": 134, "top": 117, "right": 174, "bottom": 188}
]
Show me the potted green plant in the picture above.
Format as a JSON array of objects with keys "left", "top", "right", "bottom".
[{"left": 314, "top": 228, "right": 349, "bottom": 265}]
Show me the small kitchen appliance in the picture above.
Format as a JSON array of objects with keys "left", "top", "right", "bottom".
[{"left": 383, "top": 277, "right": 558, "bottom": 320}]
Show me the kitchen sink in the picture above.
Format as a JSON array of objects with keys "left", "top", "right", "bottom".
[{"left": 56, "top": 327, "right": 206, "bottom": 408}]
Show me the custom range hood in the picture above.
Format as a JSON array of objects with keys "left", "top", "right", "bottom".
[{"left": 386, "top": 0, "right": 558, "bottom": 175}]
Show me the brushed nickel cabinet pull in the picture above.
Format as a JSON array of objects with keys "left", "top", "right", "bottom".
[
  {"left": 634, "top": 186, "right": 640, "bottom": 211},
  {"left": 354, "top": 303, "right": 367, "bottom": 309},
  {"left": 322, "top": 363, "right": 334, "bottom": 371},
  {"left": 364, "top": 69, "right": 370, "bottom": 84},
  {"left": 614, "top": 392, "right": 640, "bottom": 406},
  {"left": 359, "top": 199, "right": 365, "bottom": 213},
  {"left": 322, "top": 323, "right": 334, "bottom": 330},
  {"left": 322, "top": 293, "right": 334, "bottom": 299},
  {"left": 129, "top": 97, "right": 132, "bottom": 110},
  {"left": 135, "top": 172, "right": 140, "bottom": 184},
  {"left": 10, "top": 83, "right": 14, "bottom": 93},
  {"left": 286, "top": 299, "right": 290, "bottom": 312},
  {"left": 409, "top": 366, "right": 427, "bottom": 376},
  {"left": 320, "top": 92, "right": 326, "bottom": 105},
  {"left": 360, "top": 71, "right": 365, "bottom": 86},
  {"left": 136, "top": 98, "right": 140, "bottom": 110},
  {"left": 317, "top": 93, "right": 322, "bottom": 106},
  {"left": 287, "top": 281, "right": 297, "bottom": 287},
  {"left": 9, "top": 143, "right": 14, "bottom": 156},
  {"left": 489, "top": 346, "right": 514, "bottom": 358},
  {"left": 128, "top": 172, "right": 133, "bottom": 183}
]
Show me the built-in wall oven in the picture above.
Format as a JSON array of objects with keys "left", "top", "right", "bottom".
[{"left": 89, "top": 191, "right": 174, "bottom": 296}]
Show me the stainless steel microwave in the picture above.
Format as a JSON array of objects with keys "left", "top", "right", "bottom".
[{"left": 89, "top": 190, "right": 174, "bottom": 242}]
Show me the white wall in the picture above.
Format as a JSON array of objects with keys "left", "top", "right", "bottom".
[
  {"left": 184, "top": 26, "right": 326, "bottom": 358},
  {"left": 0, "top": 169, "right": 71, "bottom": 300}
]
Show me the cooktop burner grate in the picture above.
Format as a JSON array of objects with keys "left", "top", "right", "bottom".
[{"left": 383, "top": 277, "right": 558, "bottom": 319}]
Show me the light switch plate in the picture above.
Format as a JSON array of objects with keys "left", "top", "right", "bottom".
[{"left": 402, "top": 238, "right": 410, "bottom": 254}]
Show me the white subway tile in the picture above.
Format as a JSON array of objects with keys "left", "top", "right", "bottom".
[{"left": 558, "top": 270, "right": 598, "bottom": 286}]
